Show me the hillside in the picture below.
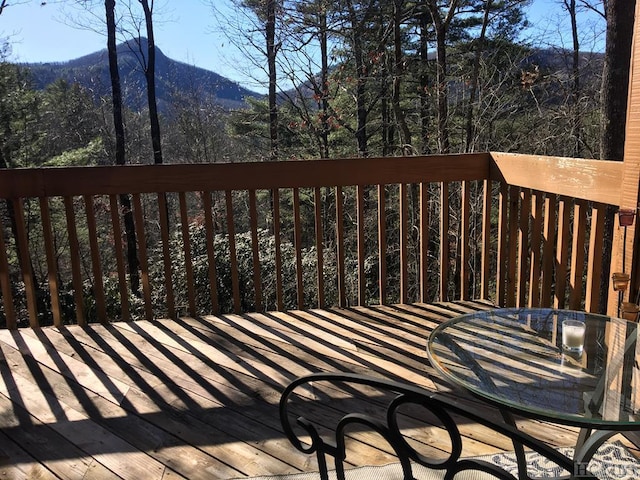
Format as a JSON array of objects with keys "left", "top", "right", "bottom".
[{"left": 21, "top": 38, "right": 262, "bottom": 113}]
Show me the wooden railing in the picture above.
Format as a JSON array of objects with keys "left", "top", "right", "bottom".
[
  {"left": 0, "top": 153, "right": 624, "bottom": 329},
  {"left": 490, "top": 153, "right": 623, "bottom": 313}
]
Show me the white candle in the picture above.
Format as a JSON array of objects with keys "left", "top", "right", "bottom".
[{"left": 562, "top": 320, "right": 586, "bottom": 354}]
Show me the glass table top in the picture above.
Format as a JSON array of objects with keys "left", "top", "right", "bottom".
[{"left": 426, "top": 308, "right": 640, "bottom": 429}]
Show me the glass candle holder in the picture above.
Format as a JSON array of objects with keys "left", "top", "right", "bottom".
[
  {"left": 612, "top": 272, "right": 630, "bottom": 291},
  {"left": 562, "top": 319, "right": 586, "bottom": 355},
  {"left": 619, "top": 209, "right": 636, "bottom": 227},
  {"left": 621, "top": 302, "right": 640, "bottom": 322}
]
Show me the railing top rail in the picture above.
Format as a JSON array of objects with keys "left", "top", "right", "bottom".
[
  {"left": 490, "top": 152, "right": 623, "bottom": 206},
  {"left": 0, "top": 152, "right": 624, "bottom": 207},
  {"left": 0, "top": 153, "right": 491, "bottom": 198}
]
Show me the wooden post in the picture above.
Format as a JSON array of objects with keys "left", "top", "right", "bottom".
[{"left": 609, "top": 3, "right": 640, "bottom": 316}]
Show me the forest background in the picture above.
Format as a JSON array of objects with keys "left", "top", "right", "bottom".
[{"left": 0, "top": 0, "right": 635, "bottom": 325}]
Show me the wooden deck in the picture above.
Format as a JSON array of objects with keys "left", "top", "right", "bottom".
[{"left": 0, "top": 301, "right": 637, "bottom": 479}]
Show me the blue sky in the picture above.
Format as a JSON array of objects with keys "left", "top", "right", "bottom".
[
  {"left": 3, "top": 1, "right": 222, "bottom": 68},
  {"left": 2, "top": 0, "right": 605, "bottom": 89}
]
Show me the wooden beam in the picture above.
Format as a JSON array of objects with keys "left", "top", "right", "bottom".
[
  {"left": 610, "top": 3, "right": 640, "bottom": 316},
  {"left": 620, "top": 3, "right": 640, "bottom": 214},
  {"left": 0, "top": 154, "right": 492, "bottom": 198}
]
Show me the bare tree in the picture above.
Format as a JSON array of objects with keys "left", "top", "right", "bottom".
[
  {"left": 426, "top": 0, "right": 460, "bottom": 154},
  {"left": 286, "top": 0, "right": 333, "bottom": 158},
  {"left": 561, "top": 0, "right": 583, "bottom": 156},
  {"left": 105, "top": 0, "right": 126, "bottom": 168},
  {"left": 266, "top": 0, "right": 279, "bottom": 161},
  {"left": 137, "top": 0, "right": 163, "bottom": 164},
  {"left": 66, "top": 0, "right": 164, "bottom": 165},
  {"left": 105, "top": 0, "right": 140, "bottom": 297},
  {"left": 463, "top": 0, "right": 530, "bottom": 153},
  {"left": 0, "top": 0, "right": 30, "bottom": 15},
  {"left": 392, "top": 0, "right": 413, "bottom": 155},
  {"left": 418, "top": 7, "right": 432, "bottom": 154},
  {"left": 463, "top": 0, "right": 495, "bottom": 153},
  {"left": 209, "top": 0, "right": 282, "bottom": 161},
  {"left": 316, "top": 2, "right": 331, "bottom": 159},
  {"left": 271, "top": 1, "right": 329, "bottom": 159}
]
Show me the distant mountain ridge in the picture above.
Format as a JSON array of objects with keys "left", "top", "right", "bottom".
[
  {"left": 22, "top": 38, "right": 262, "bottom": 112},
  {"left": 20, "top": 39, "right": 603, "bottom": 116}
]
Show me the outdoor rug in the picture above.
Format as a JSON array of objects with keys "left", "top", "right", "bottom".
[{"left": 240, "top": 442, "right": 640, "bottom": 479}]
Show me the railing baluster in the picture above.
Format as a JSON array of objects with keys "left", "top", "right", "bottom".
[
  {"left": 506, "top": 186, "right": 519, "bottom": 307},
  {"left": 461, "top": 181, "right": 471, "bottom": 300},
  {"left": 555, "top": 197, "right": 571, "bottom": 309},
  {"left": 378, "top": 185, "right": 387, "bottom": 305},
  {"left": 496, "top": 182, "right": 508, "bottom": 306},
  {"left": 335, "top": 186, "right": 346, "bottom": 307},
  {"left": 272, "top": 189, "right": 284, "bottom": 311},
  {"left": 0, "top": 210, "right": 15, "bottom": 328},
  {"left": 40, "top": 197, "right": 62, "bottom": 327},
  {"left": 84, "top": 195, "right": 107, "bottom": 323},
  {"left": 249, "top": 189, "right": 263, "bottom": 312},
  {"left": 480, "top": 180, "right": 491, "bottom": 301},
  {"left": 132, "top": 193, "right": 153, "bottom": 321},
  {"left": 63, "top": 196, "right": 84, "bottom": 326},
  {"left": 540, "top": 194, "right": 557, "bottom": 308},
  {"left": 179, "top": 192, "right": 196, "bottom": 317},
  {"left": 202, "top": 192, "right": 219, "bottom": 314},
  {"left": 109, "top": 195, "right": 130, "bottom": 321},
  {"left": 586, "top": 203, "right": 606, "bottom": 313},
  {"left": 399, "top": 183, "right": 408, "bottom": 304},
  {"left": 569, "top": 199, "right": 588, "bottom": 309},
  {"left": 356, "top": 185, "right": 366, "bottom": 306},
  {"left": 439, "top": 182, "right": 449, "bottom": 302},
  {"left": 14, "top": 200, "right": 39, "bottom": 327},
  {"left": 225, "top": 190, "right": 241, "bottom": 314},
  {"left": 517, "top": 189, "right": 531, "bottom": 308},
  {"left": 292, "top": 188, "right": 304, "bottom": 310},
  {"left": 528, "top": 191, "right": 543, "bottom": 308},
  {"left": 419, "top": 182, "right": 430, "bottom": 303},
  {"left": 314, "top": 187, "right": 324, "bottom": 308},
  {"left": 157, "top": 193, "right": 175, "bottom": 319}
]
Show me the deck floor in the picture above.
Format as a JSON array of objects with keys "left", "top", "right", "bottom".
[{"left": 0, "top": 301, "right": 637, "bottom": 479}]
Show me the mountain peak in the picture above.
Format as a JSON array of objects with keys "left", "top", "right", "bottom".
[{"left": 22, "top": 39, "right": 262, "bottom": 112}]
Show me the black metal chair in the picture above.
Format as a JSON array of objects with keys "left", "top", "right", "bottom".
[{"left": 280, "top": 373, "right": 581, "bottom": 480}]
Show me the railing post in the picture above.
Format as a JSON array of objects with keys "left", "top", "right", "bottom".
[{"left": 610, "top": 1, "right": 640, "bottom": 316}]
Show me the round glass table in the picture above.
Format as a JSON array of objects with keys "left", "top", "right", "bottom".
[{"left": 427, "top": 308, "right": 640, "bottom": 479}]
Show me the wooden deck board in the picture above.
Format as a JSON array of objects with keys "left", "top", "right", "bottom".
[{"left": 0, "top": 301, "right": 636, "bottom": 479}]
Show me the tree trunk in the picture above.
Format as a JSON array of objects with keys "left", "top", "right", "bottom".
[
  {"left": 266, "top": 0, "right": 279, "bottom": 161},
  {"left": 419, "top": 9, "right": 431, "bottom": 154},
  {"left": 565, "top": 0, "right": 583, "bottom": 156},
  {"left": 427, "top": 0, "right": 459, "bottom": 154},
  {"left": 106, "top": 0, "right": 140, "bottom": 296},
  {"left": 381, "top": 84, "right": 391, "bottom": 156},
  {"left": 346, "top": 0, "right": 371, "bottom": 157},
  {"left": 140, "top": 0, "right": 163, "bottom": 165},
  {"left": 392, "top": 0, "right": 412, "bottom": 155},
  {"left": 434, "top": 23, "right": 450, "bottom": 153},
  {"left": 319, "top": 9, "right": 330, "bottom": 159}
]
